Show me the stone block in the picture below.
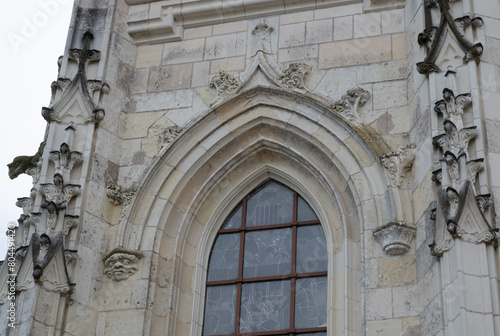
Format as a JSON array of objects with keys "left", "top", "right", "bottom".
[
  {"left": 184, "top": 26, "right": 213, "bottom": 39},
  {"left": 306, "top": 19, "right": 333, "bottom": 44},
  {"left": 204, "top": 34, "right": 238, "bottom": 60},
  {"left": 381, "top": 10, "right": 404, "bottom": 34},
  {"left": 378, "top": 255, "right": 416, "bottom": 287},
  {"left": 279, "top": 22, "right": 306, "bottom": 48},
  {"left": 393, "top": 285, "right": 420, "bottom": 318},
  {"left": 278, "top": 44, "right": 318, "bottom": 62},
  {"left": 403, "top": 316, "right": 420, "bottom": 336},
  {"left": 314, "top": 4, "right": 362, "bottom": 20},
  {"left": 104, "top": 310, "right": 145, "bottom": 335},
  {"left": 148, "top": 64, "right": 192, "bottom": 92},
  {"left": 354, "top": 13, "right": 381, "bottom": 38},
  {"left": 392, "top": 33, "right": 406, "bottom": 60},
  {"left": 366, "top": 287, "right": 393, "bottom": 320},
  {"left": 192, "top": 61, "right": 210, "bottom": 87},
  {"left": 314, "top": 67, "right": 357, "bottom": 101},
  {"left": 319, "top": 36, "right": 392, "bottom": 68},
  {"left": 131, "top": 90, "right": 193, "bottom": 113},
  {"left": 212, "top": 21, "right": 247, "bottom": 35},
  {"left": 136, "top": 44, "right": 163, "bottom": 68},
  {"left": 365, "top": 257, "right": 379, "bottom": 288},
  {"left": 366, "top": 319, "right": 402, "bottom": 336},
  {"left": 372, "top": 80, "right": 407, "bottom": 109},
  {"left": 280, "top": 10, "right": 314, "bottom": 25},
  {"left": 333, "top": 16, "right": 353, "bottom": 41},
  {"left": 163, "top": 39, "right": 205, "bottom": 64},
  {"left": 211, "top": 56, "right": 245, "bottom": 74}
]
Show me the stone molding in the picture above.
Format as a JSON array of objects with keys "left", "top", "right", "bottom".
[
  {"left": 380, "top": 144, "right": 416, "bottom": 187},
  {"left": 373, "top": 221, "right": 416, "bottom": 256},
  {"left": 103, "top": 248, "right": 144, "bottom": 281},
  {"left": 417, "top": 0, "right": 483, "bottom": 74},
  {"left": 126, "top": 0, "right": 364, "bottom": 45}
]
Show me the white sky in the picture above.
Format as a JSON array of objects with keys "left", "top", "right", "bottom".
[{"left": 0, "top": 1, "right": 74, "bottom": 256}]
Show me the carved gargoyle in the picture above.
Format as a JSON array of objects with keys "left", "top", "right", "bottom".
[
  {"left": 7, "top": 142, "right": 45, "bottom": 179},
  {"left": 103, "top": 248, "right": 143, "bottom": 281}
]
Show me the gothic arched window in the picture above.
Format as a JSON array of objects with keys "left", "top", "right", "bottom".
[{"left": 203, "top": 180, "right": 328, "bottom": 336}]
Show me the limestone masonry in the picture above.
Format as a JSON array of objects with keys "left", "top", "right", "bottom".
[{"left": 2, "top": 0, "right": 500, "bottom": 335}]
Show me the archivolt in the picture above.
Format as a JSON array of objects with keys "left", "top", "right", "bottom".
[{"left": 119, "top": 86, "right": 394, "bottom": 335}]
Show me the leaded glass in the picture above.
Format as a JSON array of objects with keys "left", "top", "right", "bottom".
[
  {"left": 203, "top": 285, "right": 237, "bottom": 335},
  {"left": 243, "top": 228, "right": 292, "bottom": 278},
  {"left": 204, "top": 180, "right": 328, "bottom": 336},
  {"left": 222, "top": 205, "right": 242, "bottom": 229},
  {"left": 297, "top": 195, "right": 318, "bottom": 221},
  {"left": 296, "top": 225, "right": 328, "bottom": 273},
  {"left": 208, "top": 233, "right": 240, "bottom": 281},
  {"left": 246, "top": 182, "right": 293, "bottom": 227},
  {"left": 294, "top": 277, "right": 328, "bottom": 329},
  {"left": 240, "top": 280, "right": 291, "bottom": 333}
]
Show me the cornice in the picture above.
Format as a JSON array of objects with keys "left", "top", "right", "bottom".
[{"left": 126, "top": 0, "right": 362, "bottom": 45}]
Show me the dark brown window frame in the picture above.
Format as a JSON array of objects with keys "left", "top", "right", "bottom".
[{"left": 203, "top": 181, "right": 328, "bottom": 336}]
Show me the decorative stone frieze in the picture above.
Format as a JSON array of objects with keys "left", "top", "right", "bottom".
[
  {"left": 417, "top": 0, "right": 483, "bottom": 74},
  {"left": 277, "top": 62, "right": 311, "bottom": 91},
  {"left": 209, "top": 71, "right": 241, "bottom": 105},
  {"left": 330, "top": 87, "right": 370, "bottom": 122},
  {"left": 103, "top": 248, "right": 143, "bottom": 281},
  {"left": 381, "top": 144, "right": 416, "bottom": 188},
  {"left": 373, "top": 222, "right": 416, "bottom": 256},
  {"left": 430, "top": 88, "right": 496, "bottom": 256}
]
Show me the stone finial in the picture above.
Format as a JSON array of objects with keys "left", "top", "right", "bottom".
[
  {"left": 381, "top": 144, "right": 416, "bottom": 187},
  {"left": 103, "top": 248, "right": 143, "bottom": 281},
  {"left": 209, "top": 70, "right": 241, "bottom": 105},
  {"left": 330, "top": 87, "right": 370, "bottom": 122},
  {"left": 373, "top": 222, "right": 416, "bottom": 256},
  {"left": 277, "top": 62, "right": 311, "bottom": 90},
  {"left": 251, "top": 19, "right": 274, "bottom": 56}
]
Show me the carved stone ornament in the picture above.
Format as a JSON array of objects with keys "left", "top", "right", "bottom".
[
  {"left": 277, "top": 62, "right": 311, "bottom": 90},
  {"left": 430, "top": 88, "right": 496, "bottom": 256},
  {"left": 103, "top": 248, "right": 143, "bottom": 281},
  {"left": 373, "top": 222, "right": 416, "bottom": 256},
  {"left": 417, "top": 0, "right": 484, "bottom": 74},
  {"left": 49, "top": 142, "right": 83, "bottom": 176},
  {"left": 209, "top": 70, "right": 241, "bottom": 105},
  {"left": 381, "top": 144, "right": 417, "bottom": 187},
  {"left": 106, "top": 183, "right": 136, "bottom": 207},
  {"left": 163, "top": 125, "right": 183, "bottom": 144},
  {"left": 7, "top": 142, "right": 45, "bottom": 180},
  {"left": 330, "top": 87, "right": 370, "bottom": 122},
  {"left": 43, "top": 32, "right": 109, "bottom": 124}
]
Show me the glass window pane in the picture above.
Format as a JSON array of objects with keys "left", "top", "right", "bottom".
[
  {"left": 240, "top": 280, "right": 291, "bottom": 333},
  {"left": 243, "top": 228, "right": 292, "bottom": 278},
  {"left": 296, "top": 225, "right": 328, "bottom": 273},
  {"left": 246, "top": 182, "right": 293, "bottom": 227},
  {"left": 294, "top": 277, "right": 328, "bottom": 329},
  {"left": 203, "top": 285, "right": 237, "bottom": 335},
  {"left": 297, "top": 195, "right": 318, "bottom": 221},
  {"left": 208, "top": 233, "right": 240, "bottom": 281},
  {"left": 222, "top": 205, "right": 242, "bottom": 229}
]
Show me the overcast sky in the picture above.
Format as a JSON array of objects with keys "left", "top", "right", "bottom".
[{"left": 0, "top": 1, "right": 74, "bottom": 256}]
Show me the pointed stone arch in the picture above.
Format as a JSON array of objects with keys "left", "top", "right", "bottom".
[{"left": 112, "top": 67, "right": 397, "bottom": 334}]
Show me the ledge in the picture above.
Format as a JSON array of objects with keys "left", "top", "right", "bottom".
[{"left": 126, "top": 0, "right": 363, "bottom": 45}]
